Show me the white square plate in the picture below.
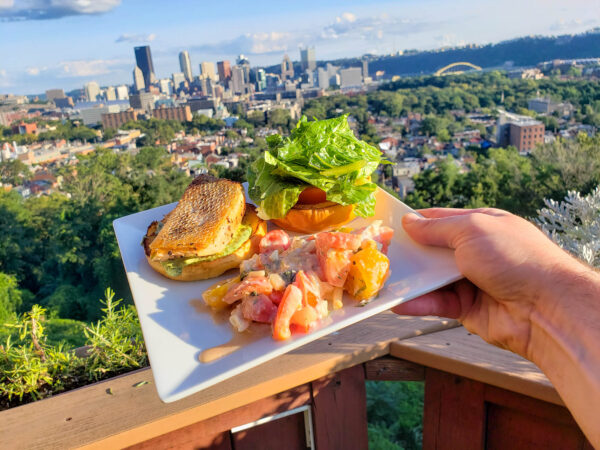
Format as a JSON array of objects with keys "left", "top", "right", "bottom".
[{"left": 113, "top": 187, "right": 462, "bottom": 403}]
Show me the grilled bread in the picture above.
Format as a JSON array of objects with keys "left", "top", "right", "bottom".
[
  {"left": 143, "top": 205, "right": 266, "bottom": 281},
  {"left": 149, "top": 175, "right": 246, "bottom": 261}
]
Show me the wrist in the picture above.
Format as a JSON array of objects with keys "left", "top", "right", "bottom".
[{"left": 528, "top": 257, "right": 600, "bottom": 370}]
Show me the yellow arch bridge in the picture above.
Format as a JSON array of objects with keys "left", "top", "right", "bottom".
[{"left": 434, "top": 62, "right": 482, "bottom": 76}]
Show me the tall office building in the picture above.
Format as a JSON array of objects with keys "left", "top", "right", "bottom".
[
  {"left": 133, "top": 66, "right": 145, "bottom": 92},
  {"left": 362, "top": 59, "right": 369, "bottom": 79},
  {"left": 281, "top": 54, "right": 294, "bottom": 80},
  {"left": 300, "top": 47, "right": 316, "bottom": 72},
  {"left": 199, "top": 61, "right": 217, "bottom": 81},
  {"left": 256, "top": 69, "right": 266, "bottom": 91},
  {"left": 217, "top": 60, "right": 232, "bottom": 84},
  {"left": 45, "top": 89, "right": 65, "bottom": 102},
  {"left": 85, "top": 81, "right": 100, "bottom": 101},
  {"left": 159, "top": 79, "right": 173, "bottom": 95},
  {"left": 134, "top": 46, "right": 156, "bottom": 90},
  {"left": 340, "top": 68, "right": 362, "bottom": 88},
  {"left": 116, "top": 85, "right": 129, "bottom": 100},
  {"left": 105, "top": 86, "right": 116, "bottom": 101},
  {"left": 179, "top": 51, "right": 193, "bottom": 82},
  {"left": 172, "top": 72, "right": 186, "bottom": 91},
  {"left": 231, "top": 66, "right": 246, "bottom": 94}
]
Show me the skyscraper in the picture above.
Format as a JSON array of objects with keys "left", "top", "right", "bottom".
[
  {"left": 134, "top": 46, "right": 156, "bottom": 90},
  {"left": 362, "top": 58, "right": 369, "bottom": 79},
  {"left": 281, "top": 54, "right": 294, "bottom": 80},
  {"left": 256, "top": 68, "right": 266, "bottom": 91},
  {"left": 217, "top": 60, "right": 231, "bottom": 84},
  {"left": 300, "top": 47, "right": 316, "bottom": 72},
  {"left": 172, "top": 72, "right": 186, "bottom": 91},
  {"left": 231, "top": 66, "right": 245, "bottom": 94},
  {"left": 85, "top": 81, "right": 100, "bottom": 101},
  {"left": 105, "top": 86, "right": 116, "bottom": 101},
  {"left": 179, "top": 51, "right": 193, "bottom": 82},
  {"left": 133, "top": 66, "right": 145, "bottom": 92},
  {"left": 199, "top": 62, "right": 217, "bottom": 81}
]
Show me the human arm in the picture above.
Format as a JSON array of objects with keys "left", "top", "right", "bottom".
[{"left": 392, "top": 208, "right": 600, "bottom": 446}]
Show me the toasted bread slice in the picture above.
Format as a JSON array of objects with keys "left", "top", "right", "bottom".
[
  {"left": 149, "top": 175, "right": 245, "bottom": 261},
  {"left": 143, "top": 205, "right": 266, "bottom": 280}
]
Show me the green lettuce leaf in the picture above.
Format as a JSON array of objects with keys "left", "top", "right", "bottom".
[{"left": 247, "top": 115, "right": 389, "bottom": 219}]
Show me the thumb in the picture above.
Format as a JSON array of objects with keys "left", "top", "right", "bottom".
[{"left": 402, "top": 212, "right": 465, "bottom": 249}]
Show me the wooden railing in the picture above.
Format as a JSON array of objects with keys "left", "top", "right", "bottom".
[{"left": 0, "top": 312, "right": 592, "bottom": 449}]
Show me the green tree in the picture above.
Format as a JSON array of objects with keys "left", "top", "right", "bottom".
[
  {"left": 0, "top": 273, "right": 22, "bottom": 321},
  {"left": 0, "top": 160, "right": 31, "bottom": 186}
]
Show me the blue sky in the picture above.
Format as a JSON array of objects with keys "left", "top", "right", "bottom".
[{"left": 1, "top": 0, "right": 599, "bottom": 95}]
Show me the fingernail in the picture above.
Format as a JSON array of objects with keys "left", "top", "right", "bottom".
[{"left": 402, "top": 213, "right": 419, "bottom": 225}]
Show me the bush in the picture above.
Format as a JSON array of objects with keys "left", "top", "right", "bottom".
[{"left": 367, "top": 381, "right": 424, "bottom": 449}]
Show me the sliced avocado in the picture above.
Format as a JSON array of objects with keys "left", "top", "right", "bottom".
[{"left": 161, "top": 224, "right": 253, "bottom": 277}]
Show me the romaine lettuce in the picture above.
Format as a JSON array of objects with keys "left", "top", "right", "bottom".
[{"left": 248, "top": 115, "right": 388, "bottom": 219}]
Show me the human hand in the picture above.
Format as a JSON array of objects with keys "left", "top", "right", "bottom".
[{"left": 392, "top": 208, "right": 587, "bottom": 360}]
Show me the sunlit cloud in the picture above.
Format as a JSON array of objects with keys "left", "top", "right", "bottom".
[
  {"left": 0, "top": 0, "right": 120, "bottom": 21},
  {"left": 116, "top": 33, "right": 156, "bottom": 43}
]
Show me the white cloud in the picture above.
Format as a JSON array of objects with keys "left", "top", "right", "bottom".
[
  {"left": 58, "top": 59, "right": 126, "bottom": 77},
  {"left": 21, "top": 59, "right": 128, "bottom": 79},
  {"left": 0, "top": 0, "right": 120, "bottom": 21},
  {"left": 116, "top": 33, "right": 156, "bottom": 43},
  {"left": 193, "top": 31, "right": 296, "bottom": 56}
]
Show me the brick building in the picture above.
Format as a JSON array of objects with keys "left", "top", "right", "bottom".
[
  {"left": 102, "top": 109, "right": 139, "bottom": 130},
  {"left": 151, "top": 105, "right": 192, "bottom": 122},
  {"left": 496, "top": 111, "right": 545, "bottom": 153}
]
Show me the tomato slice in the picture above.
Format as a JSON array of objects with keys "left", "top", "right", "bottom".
[
  {"left": 317, "top": 247, "right": 353, "bottom": 288},
  {"left": 316, "top": 232, "right": 362, "bottom": 252},
  {"left": 295, "top": 270, "right": 321, "bottom": 307},
  {"left": 290, "top": 306, "right": 319, "bottom": 333},
  {"left": 259, "top": 229, "right": 291, "bottom": 254},
  {"left": 273, "top": 284, "right": 303, "bottom": 340},
  {"left": 297, "top": 186, "right": 327, "bottom": 204}
]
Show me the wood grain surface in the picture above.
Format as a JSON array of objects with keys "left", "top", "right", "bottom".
[
  {"left": 0, "top": 313, "right": 458, "bottom": 450},
  {"left": 390, "top": 326, "right": 562, "bottom": 405}
]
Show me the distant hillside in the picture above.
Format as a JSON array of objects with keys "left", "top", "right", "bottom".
[
  {"left": 263, "top": 30, "right": 600, "bottom": 77},
  {"left": 370, "top": 30, "right": 600, "bottom": 77}
]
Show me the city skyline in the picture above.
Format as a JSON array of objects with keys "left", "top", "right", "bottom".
[{"left": 1, "top": 0, "right": 600, "bottom": 95}]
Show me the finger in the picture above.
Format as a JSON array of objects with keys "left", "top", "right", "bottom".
[
  {"left": 402, "top": 213, "right": 467, "bottom": 248},
  {"left": 416, "top": 207, "right": 508, "bottom": 219},
  {"left": 392, "top": 288, "right": 462, "bottom": 319}
]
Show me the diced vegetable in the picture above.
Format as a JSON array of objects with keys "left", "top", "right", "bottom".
[
  {"left": 290, "top": 306, "right": 319, "bottom": 333},
  {"left": 318, "top": 248, "right": 353, "bottom": 288},
  {"left": 222, "top": 277, "right": 273, "bottom": 305},
  {"left": 202, "top": 276, "right": 240, "bottom": 310},
  {"left": 273, "top": 284, "right": 303, "bottom": 341},
  {"left": 315, "top": 231, "right": 362, "bottom": 252},
  {"left": 295, "top": 270, "right": 321, "bottom": 307},
  {"left": 259, "top": 230, "right": 291, "bottom": 254},
  {"left": 345, "top": 246, "right": 390, "bottom": 301},
  {"left": 241, "top": 295, "right": 278, "bottom": 323}
]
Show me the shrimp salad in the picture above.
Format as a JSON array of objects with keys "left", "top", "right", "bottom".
[{"left": 202, "top": 221, "right": 394, "bottom": 341}]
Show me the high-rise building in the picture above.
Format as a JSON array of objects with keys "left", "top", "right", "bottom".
[
  {"left": 159, "top": 79, "right": 173, "bottom": 95},
  {"left": 129, "top": 92, "right": 155, "bottom": 112},
  {"left": 102, "top": 109, "right": 139, "bottom": 130},
  {"left": 199, "top": 62, "right": 217, "bottom": 81},
  {"left": 256, "top": 69, "right": 266, "bottom": 91},
  {"left": 217, "top": 60, "right": 232, "bottom": 84},
  {"left": 105, "top": 86, "right": 116, "bottom": 101},
  {"left": 45, "top": 89, "right": 65, "bottom": 102},
  {"left": 339, "top": 68, "right": 362, "bottom": 88},
  {"left": 116, "top": 85, "right": 129, "bottom": 100},
  {"left": 281, "top": 54, "right": 294, "bottom": 80},
  {"left": 317, "top": 67, "right": 330, "bottom": 89},
  {"left": 172, "top": 72, "right": 186, "bottom": 91},
  {"left": 300, "top": 47, "right": 316, "bottom": 72},
  {"left": 85, "top": 81, "right": 100, "bottom": 101},
  {"left": 133, "top": 66, "right": 145, "bottom": 92},
  {"left": 231, "top": 66, "right": 246, "bottom": 94},
  {"left": 134, "top": 46, "right": 156, "bottom": 90},
  {"left": 179, "top": 51, "right": 193, "bottom": 82},
  {"left": 362, "top": 58, "right": 369, "bottom": 79},
  {"left": 151, "top": 105, "right": 192, "bottom": 122}
]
